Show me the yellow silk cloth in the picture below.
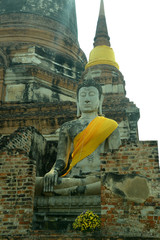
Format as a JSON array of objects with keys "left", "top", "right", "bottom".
[{"left": 62, "top": 116, "right": 118, "bottom": 176}]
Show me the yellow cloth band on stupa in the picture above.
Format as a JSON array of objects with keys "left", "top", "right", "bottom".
[
  {"left": 62, "top": 116, "right": 118, "bottom": 176},
  {"left": 85, "top": 45, "right": 119, "bottom": 70}
]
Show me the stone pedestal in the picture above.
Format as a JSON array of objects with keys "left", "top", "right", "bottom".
[{"left": 33, "top": 195, "right": 101, "bottom": 231}]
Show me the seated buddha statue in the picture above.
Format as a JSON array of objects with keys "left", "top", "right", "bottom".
[{"left": 40, "top": 78, "right": 121, "bottom": 196}]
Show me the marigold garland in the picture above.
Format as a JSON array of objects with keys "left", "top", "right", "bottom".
[{"left": 73, "top": 210, "right": 101, "bottom": 232}]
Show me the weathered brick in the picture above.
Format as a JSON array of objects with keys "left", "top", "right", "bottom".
[
  {"left": 0, "top": 150, "right": 36, "bottom": 236},
  {"left": 100, "top": 141, "right": 160, "bottom": 238}
]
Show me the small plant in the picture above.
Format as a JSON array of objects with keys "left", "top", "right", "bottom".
[{"left": 73, "top": 210, "right": 101, "bottom": 232}]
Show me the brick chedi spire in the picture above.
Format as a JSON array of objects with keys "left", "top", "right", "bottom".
[
  {"left": 83, "top": 0, "right": 140, "bottom": 143},
  {"left": 94, "top": 0, "right": 110, "bottom": 47},
  {"left": 85, "top": 0, "right": 119, "bottom": 70}
]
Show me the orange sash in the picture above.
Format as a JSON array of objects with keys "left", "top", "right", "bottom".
[{"left": 62, "top": 116, "right": 118, "bottom": 176}]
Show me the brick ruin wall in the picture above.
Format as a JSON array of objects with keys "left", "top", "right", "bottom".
[
  {"left": 0, "top": 151, "right": 36, "bottom": 236},
  {"left": 101, "top": 141, "right": 160, "bottom": 238},
  {"left": 0, "top": 128, "right": 159, "bottom": 239}
]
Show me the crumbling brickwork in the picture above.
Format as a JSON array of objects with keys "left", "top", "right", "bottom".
[
  {"left": 0, "top": 150, "right": 36, "bottom": 236},
  {"left": 0, "top": 140, "right": 159, "bottom": 239},
  {"left": 0, "top": 102, "right": 77, "bottom": 136},
  {"left": 0, "top": 126, "right": 57, "bottom": 176},
  {"left": 101, "top": 141, "right": 160, "bottom": 238}
]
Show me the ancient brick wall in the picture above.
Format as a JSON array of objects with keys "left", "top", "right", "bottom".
[
  {"left": 0, "top": 150, "right": 36, "bottom": 236},
  {"left": 0, "top": 126, "right": 56, "bottom": 176},
  {"left": 0, "top": 139, "right": 159, "bottom": 239},
  {"left": 0, "top": 0, "right": 86, "bottom": 103},
  {"left": 0, "top": 102, "right": 77, "bottom": 136},
  {"left": 2, "top": 231, "right": 157, "bottom": 240},
  {"left": 101, "top": 141, "right": 160, "bottom": 238}
]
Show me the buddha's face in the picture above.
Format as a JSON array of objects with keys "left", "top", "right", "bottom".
[{"left": 78, "top": 86, "right": 100, "bottom": 113}]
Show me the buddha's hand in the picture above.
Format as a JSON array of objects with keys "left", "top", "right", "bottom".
[{"left": 43, "top": 169, "right": 58, "bottom": 192}]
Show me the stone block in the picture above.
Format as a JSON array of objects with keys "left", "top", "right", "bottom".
[{"left": 33, "top": 195, "right": 101, "bottom": 231}]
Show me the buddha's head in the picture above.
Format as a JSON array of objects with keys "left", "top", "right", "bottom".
[{"left": 77, "top": 79, "right": 103, "bottom": 117}]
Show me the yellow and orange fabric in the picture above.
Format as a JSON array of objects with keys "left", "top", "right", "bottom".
[{"left": 62, "top": 116, "right": 118, "bottom": 176}]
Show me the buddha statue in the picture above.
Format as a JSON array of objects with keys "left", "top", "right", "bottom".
[{"left": 37, "top": 77, "right": 121, "bottom": 196}]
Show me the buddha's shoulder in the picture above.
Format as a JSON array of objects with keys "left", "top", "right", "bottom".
[{"left": 60, "top": 119, "right": 81, "bottom": 130}]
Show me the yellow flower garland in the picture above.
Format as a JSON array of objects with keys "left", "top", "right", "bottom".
[{"left": 73, "top": 210, "right": 101, "bottom": 232}]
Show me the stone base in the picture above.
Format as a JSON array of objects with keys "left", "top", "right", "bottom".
[{"left": 33, "top": 195, "right": 101, "bottom": 231}]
